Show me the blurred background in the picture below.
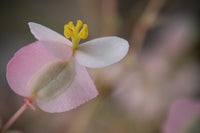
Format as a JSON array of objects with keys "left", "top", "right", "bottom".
[{"left": 0, "top": 0, "right": 200, "bottom": 133}]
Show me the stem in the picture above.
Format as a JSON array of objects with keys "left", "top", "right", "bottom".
[
  {"left": 130, "top": 0, "right": 166, "bottom": 55},
  {"left": 1, "top": 101, "right": 30, "bottom": 132}
]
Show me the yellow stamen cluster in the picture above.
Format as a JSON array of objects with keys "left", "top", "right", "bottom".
[{"left": 64, "top": 20, "right": 88, "bottom": 50}]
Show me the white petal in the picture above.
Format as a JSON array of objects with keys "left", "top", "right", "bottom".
[
  {"left": 28, "top": 22, "right": 72, "bottom": 46},
  {"left": 75, "top": 36, "right": 129, "bottom": 68}
]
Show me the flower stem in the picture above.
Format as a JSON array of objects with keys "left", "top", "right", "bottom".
[{"left": 1, "top": 99, "right": 33, "bottom": 133}]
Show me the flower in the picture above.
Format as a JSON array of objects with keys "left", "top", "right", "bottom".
[{"left": 6, "top": 20, "right": 129, "bottom": 113}]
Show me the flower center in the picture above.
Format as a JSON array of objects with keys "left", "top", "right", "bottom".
[{"left": 64, "top": 20, "right": 88, "bottom": 50}]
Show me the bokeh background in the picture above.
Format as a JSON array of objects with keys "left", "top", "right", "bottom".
[{"left": 0, "top": 0, "right": 200, "bottom": 133}]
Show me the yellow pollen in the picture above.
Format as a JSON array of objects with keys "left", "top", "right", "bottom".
[{"left": 64, "top": 20, "right": 88, "bottom": 50}]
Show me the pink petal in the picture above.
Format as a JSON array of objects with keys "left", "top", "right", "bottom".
[
  {"left": 36, "top": 60, "right": 98, "bottom": 113},
  {"left": 6, "top": 41, "right": 72, "bottom": 97},
  {"left": 163, "top": 99, "right": 200, "bottom": 133},
  {"left": 42, "top": 41, "right": 73, "bottom": 60},
  {"left": 29, "top": 60, "right": 75, "bottom": 101}
]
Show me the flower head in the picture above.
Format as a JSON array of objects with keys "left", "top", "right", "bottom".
[{"left": 6, "top": 20, "right": 129, "bottom": 113}]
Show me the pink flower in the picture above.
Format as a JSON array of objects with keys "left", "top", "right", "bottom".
[{"left": 6, "top": 20, "right": 129, "bottom": 113}]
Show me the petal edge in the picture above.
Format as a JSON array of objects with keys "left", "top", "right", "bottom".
[
  {"left": 75, "top": 36, "right": 129, "bottom": 68},
  {"left": 28, "top": 22, "right": 72, "bottom": 46}
]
